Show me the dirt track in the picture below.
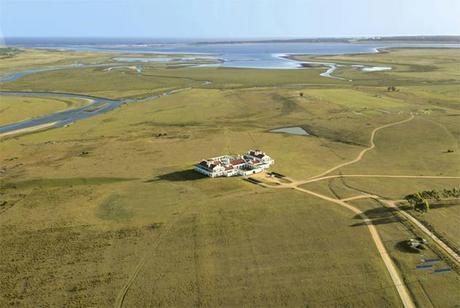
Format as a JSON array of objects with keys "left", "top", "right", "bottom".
[
  {"left": 308, "top": 114, "right": 415, "bottom": 179},
  {"left": 294, "top": 186, "right": 415, "bottom": 308},
  {"left": 252, "top": 115, "right": 434, "bottom": 308},
  {"left": 381, "top": 199, "right": 460, "bottom": 265},
  {"left": 115, "top": 113, "right": 457, "bottom": 307}
]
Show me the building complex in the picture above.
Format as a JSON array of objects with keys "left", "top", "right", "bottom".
[{"left": 195, "top": 150, "right": 274, "bottom": 178}]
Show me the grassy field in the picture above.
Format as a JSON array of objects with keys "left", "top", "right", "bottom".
[
  {"left": 1, "top": 67, "right": 195, "bottom": 99},
  {"left": 1, "top": 65, "right": 343, "bottom": 99},
  {"left": 336, "top": 176, "right": 460, "bottom": 249},
  {"left": 0, "top": 48, "right": 116, "bottom": 74},
  {"left": 0, "top": 96, "right": 89, "bottom": 126},
  {"left": 408, "top": 202, "right": 460, "bottom": 250},
  {"left": 1, "top": 47, "right": 459, "bottom": 307},
  {"left": 349, "top": 198, "right": 460, "bottom": 307}
]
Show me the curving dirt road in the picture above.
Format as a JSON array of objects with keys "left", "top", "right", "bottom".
[
  {"left": 254, "top": 175, "right": 417, "bottom": 307},
  {"left": 248, "top": 114, "right": 460, "bottom": 308},
  {"left": 297, "top": 174, "right": 460, "bottom": 186},
  {"left": 381, "top": 199, "right": 460, "bottom": 265},
  {"left": 114, "top": 219, "right": 177, "bottom": 308},
  {"left": 309, "top": 114, "right": 415, "bottom": 179},
  {"left": 260, "top": 174, "right": 460, "bottom": 188},
  {"left": 249, "top": 112, "right": 460, "bottom": 307},
  {"left": 294, "top": 186, "right": 416, "bottom": 308}
]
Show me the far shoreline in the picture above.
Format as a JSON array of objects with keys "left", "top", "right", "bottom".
[{"left": 283, "top": 45, "right": 460, "bottom": 63}]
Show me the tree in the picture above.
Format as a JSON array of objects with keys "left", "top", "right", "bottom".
[
  {"left": 414, "top": 193, "right": 430, "bottom": 213},
  {"left": 415, "top": 198, "right": 430, "bottom": 213},
  {"left": 405, "top": 192, "right": 429, "bottom": 212},
  {"left": 299, "top": 92, "right": 304, "bottom": 97}
]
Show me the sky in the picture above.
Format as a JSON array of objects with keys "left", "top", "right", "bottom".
[{"left": 0, "top": 0, "right": 459, "bottom": 39}]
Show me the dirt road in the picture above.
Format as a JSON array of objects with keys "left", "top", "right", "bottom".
[
  {"left": 381, "top": 199, "right": 460, "bottom": 265},
  {"left": 249, "top": 115, "right": 450, "bottom": 308},
  {"left": 294, "top": 186, "right": 416, "bottom": 308},
  {"left": 309, "top": 114, "right": 415, "bottom": 179}
]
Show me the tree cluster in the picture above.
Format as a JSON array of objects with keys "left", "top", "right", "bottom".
[
  {"left": 404, "top": 187, "right": 460, "bottom": 212},
  {"left": 404, "top": 193, "right": 430, "bottom": 212}
]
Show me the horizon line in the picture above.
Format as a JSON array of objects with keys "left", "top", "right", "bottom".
[{"left": 3, "top": 34, "right": 460, "bottom": 40}]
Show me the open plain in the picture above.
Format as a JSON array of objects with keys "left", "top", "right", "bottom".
[{"left": 0, "top": 47, "right": 459, "bottom": 307}]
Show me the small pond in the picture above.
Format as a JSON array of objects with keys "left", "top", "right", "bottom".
[{"left": 270, "top": 127, "right": 310, "bottom": 136}]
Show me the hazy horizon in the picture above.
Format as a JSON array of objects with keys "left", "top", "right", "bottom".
[
  {"left": 3, "top": 35, "right": 460, "bottom": 40},
  {"left": 1, "top": 0, "right": 459, "bottom": 39}
]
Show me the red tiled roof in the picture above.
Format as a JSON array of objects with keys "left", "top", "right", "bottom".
[
  {"left": 198, "top": 160, "right": 220, "bottom": 170},
  {"left": 230, "top": 158, "right": 246, "bottom": 165}
]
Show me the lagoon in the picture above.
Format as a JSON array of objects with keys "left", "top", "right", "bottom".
[
  {"left": 270, "top": 127, "right": 310, "bottom": 136},
  {"left": 9, "top": 39, "right": 460, "bottom": 69}
]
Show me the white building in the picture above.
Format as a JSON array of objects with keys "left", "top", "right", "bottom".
[{"left": 195, "top": 150, "right": 274, "bottom": 178}]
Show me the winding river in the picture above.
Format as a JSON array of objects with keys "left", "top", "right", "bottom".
[
  {"left": 1, "top": 41, "right": 458, "bottom": 137},
  {"left": 0, "top": 87, "right": 193, "bottom": 136},
  {"left": 0, "top": 58, "right": 203, "bottom": 137},
  {"left": 0, "top": 55, "right": 331, "bottom": 137}
]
